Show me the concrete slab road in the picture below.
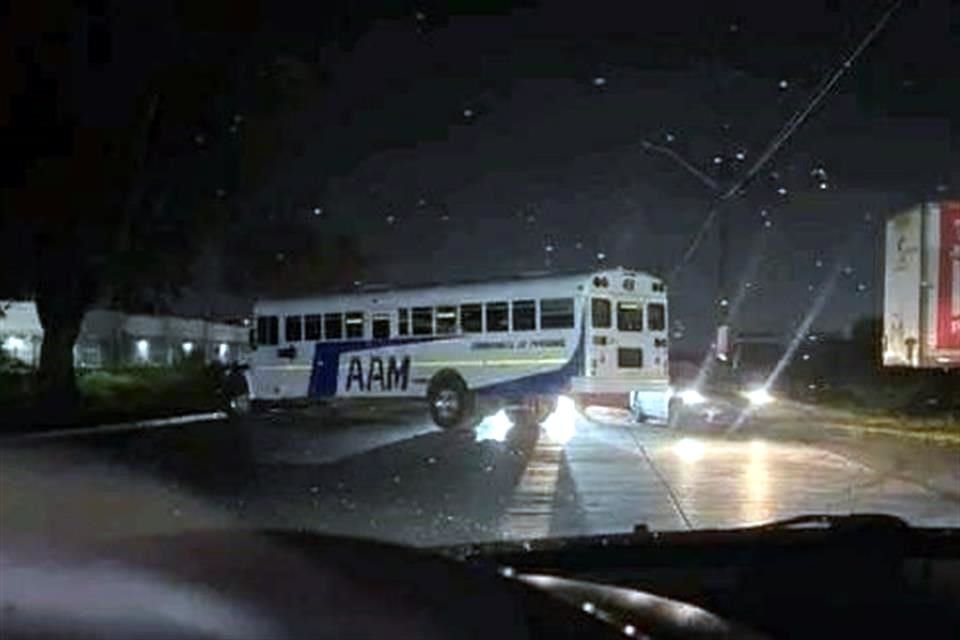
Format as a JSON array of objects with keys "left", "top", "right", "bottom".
[{"left": 2, "top": 400, "right": 958, "bottom": 548}]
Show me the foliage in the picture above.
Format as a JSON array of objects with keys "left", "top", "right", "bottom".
[
  {"left": 0, "top": 2, "right": 364, "bottom": 400},
  {"left": 0, "top": 363, "right": 224, "bottom": 432}
]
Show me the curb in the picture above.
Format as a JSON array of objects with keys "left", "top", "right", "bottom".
[{"left": 5, "top": 411, "right": 228, "bottom": 442}]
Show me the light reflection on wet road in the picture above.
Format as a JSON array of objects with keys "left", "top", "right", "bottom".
[{"left": 3, "top": 401, "right": 958, "bottom": 547}]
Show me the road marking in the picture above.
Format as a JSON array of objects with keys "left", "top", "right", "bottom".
[{"left": 8, "top": 412, "right": 228, "bottom": 442}]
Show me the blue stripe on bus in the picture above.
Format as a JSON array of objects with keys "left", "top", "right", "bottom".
[{"left": 308, "top": 336, "right": 447, "bottom": 397}]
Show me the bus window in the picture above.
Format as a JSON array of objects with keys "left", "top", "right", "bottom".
[
  {"left": 304, "top": 314, "right": 322, "bottom": 340},
  {"left": 617, "top": 302, "right": 643, "bottom": 331},
  {"left": 345, "top": 312, "right": 365, "bottom": 338},
  {"left": 436, "top": 306, "right": 457, "bottom": 334},
  {"left": 324, "top": 313, "right": 343, "bottom": 340},
  {"left": 486, "top": 302, "right": 508, "bottom": 332},
  {"left": 257, "top": 316, "right": 279, "bottom": 346},
  {"left": 618, "top": 347, "right": 643, "bottom": 368},
  {"left": 372, "top": 315, "right": 390, "bottom": 339},
  {"left": 285, "top": 315, "right": 302, "bottom": 342},
  {"left": 540, "top": 298, "right": 574, "bottom": 329},
  {"left": 512, "top": 300, "right": 536, "bottom": 331},
  {"left": 412, "top": 307, "right": 433, "bottom": 335},
  {"left": 398, "top": 308, "right": 409, "bottom": 336},
  {"left": 591, "top": 298, "right": 611, "bottom": 328},
  {"left": 461, "top": 303, "right": 482, "bottom": 332},
  {"left": 648, "top": 303, "right": 666, "bottom": 331}
]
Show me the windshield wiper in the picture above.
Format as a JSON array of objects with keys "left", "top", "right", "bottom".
[{"left": 631, "top": 513, "right": 911, "bottom": 536}]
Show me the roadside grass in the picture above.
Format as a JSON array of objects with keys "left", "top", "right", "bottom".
[
  {"left": 0, "top": 363, "right": 225, "bottom": 433},
  {"left": 78, "top": 365, "right": 223, "bottom": 424},
  {"left": 796, "top": 374, "right": 960, "bottom": 441}
]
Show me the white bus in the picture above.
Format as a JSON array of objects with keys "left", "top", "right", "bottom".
[{"left": 236, "top": 267, "right": 670, "bottom": 428}]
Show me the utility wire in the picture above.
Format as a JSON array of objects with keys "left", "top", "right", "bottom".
[{"left": 668, "top": 0, "right": 903, "bottom": 283}]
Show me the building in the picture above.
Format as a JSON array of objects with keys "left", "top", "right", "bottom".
[{"left": 0, "top": 301, "right": 249, "bottom": 368}]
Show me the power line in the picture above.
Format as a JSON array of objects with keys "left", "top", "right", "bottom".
[{"left": 668, "top": 0, "right": 904, "bottom": 283}]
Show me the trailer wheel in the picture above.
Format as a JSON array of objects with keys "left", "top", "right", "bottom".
[{"left": 427, "top": 372, "right": 473, "bottom": 429}]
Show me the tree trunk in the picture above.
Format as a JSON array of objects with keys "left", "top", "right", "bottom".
[
  {"left": 36, "top": 310, "right": 83, "bottom": 409},
  {"left": 34, "top": 230, "right": 94, "bottom": 417}
]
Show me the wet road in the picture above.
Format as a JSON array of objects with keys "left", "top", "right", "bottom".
[{"left": 2, "top": 400, "right": 958, "bottom": 547}]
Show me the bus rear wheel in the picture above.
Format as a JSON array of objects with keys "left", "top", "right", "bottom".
[{"left": 427, "top": 373, "right": 473, "bottom": 429}]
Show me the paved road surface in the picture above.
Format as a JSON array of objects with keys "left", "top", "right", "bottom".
[{"left": 2, "top": 399, "right": 958, "bottom": 547}]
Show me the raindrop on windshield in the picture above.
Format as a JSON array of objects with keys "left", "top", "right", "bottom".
[
  {"left": 592, "top": 76, "right": 607, "bottom": 87},
  {"left": 463, "top": 108, "right": 474, "bottom": 118},
  {"left": 777, "top": 186, "right": 788, "bottom": 196},
  {"left": 778, "top": 79, "right": 789, "bottom": 89}
]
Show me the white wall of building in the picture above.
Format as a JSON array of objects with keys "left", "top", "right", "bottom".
[{"left": 0, "top": 301, "right": 248, "bottom": 368}]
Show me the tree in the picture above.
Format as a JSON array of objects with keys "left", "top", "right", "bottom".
[{"left": 0, "top": 2, "right": 342, "bottom": 409}]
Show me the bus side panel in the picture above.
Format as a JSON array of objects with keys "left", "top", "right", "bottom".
[
  {"left": 320, "top": 326, "right": 584, "bottom": 400},
  {"left": 330, "top": 335, "right": 565, "bottom": 398},
  {"left": 473, "top": 323, "right": 584, "bottom": 397}
]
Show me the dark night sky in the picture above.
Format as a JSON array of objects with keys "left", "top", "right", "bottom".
[
  {"left": 8, "top": 1, "right": 957, "bottom": 349},
  {"left": 214, "top": 0, "right": 954, "bottom": 349}
]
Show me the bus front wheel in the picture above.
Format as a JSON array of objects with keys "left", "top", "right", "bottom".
[{"left": 427, "top": 373, "right": 473, "bottom": 429}]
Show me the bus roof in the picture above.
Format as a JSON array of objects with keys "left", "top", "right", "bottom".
[{"left": 255, "top": 267, "right": 663, "bottom": 312}]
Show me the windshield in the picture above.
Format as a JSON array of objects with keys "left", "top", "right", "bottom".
[{"left": 1, "top": 1, "right": 957, "bottom": 551}]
